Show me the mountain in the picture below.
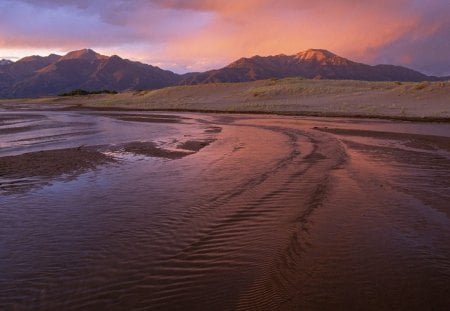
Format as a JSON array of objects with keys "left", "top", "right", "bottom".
[
  {"left": 0, "top": 48, "right": 446, "bottom": 99},
  {"left": 181, "top": 49, "right": 440, "bottom": 84},
  {"left": 0, "top": 59, "right": 13, "bottom": 66},
  {"left": 0, "top": 49, "right": 180, "bottom": 98}
]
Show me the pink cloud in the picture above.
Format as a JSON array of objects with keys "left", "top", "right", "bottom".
[{"left": 0, "top": 0, "right": 448, "bottom": 75}]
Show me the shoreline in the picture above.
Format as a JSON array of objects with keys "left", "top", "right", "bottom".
[
  {"left": 2, "top": 111, "right": 450, "bottom": 309},
  {"left": 2, "top": 102, "right": 450, "bottom": 123},
  {"left": 0, "top": 109, "right": 220, "bottom": 193},
  {"left": 1, "top": 78, "right": 449, "bottom": 122},
  {"left": 17, "top": 103, "right": 450, "bottom": 123}
]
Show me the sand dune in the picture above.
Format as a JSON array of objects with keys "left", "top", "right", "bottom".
[{"left": 1, "top": 78, "right": 449, "bottom": 120}]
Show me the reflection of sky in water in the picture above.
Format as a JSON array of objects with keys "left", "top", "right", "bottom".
[
  {"left": 289, "top": 116, "right": 450, "bottom": 137},
  {"left": 248, "top": 115, "right": 450, "bottom": 137},
  {"left": 0, "top": 111, "right": 212, "bottom": 156},
  {"left": 1, "top": 110, "right": 450, "bottom": 310}
]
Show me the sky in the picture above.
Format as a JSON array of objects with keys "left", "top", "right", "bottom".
[{"left": 0, "top": 0, "right": 449, "bottom": 76}]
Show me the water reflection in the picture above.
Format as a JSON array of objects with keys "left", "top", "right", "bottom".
[{"left": 1, "top": 109, "right": 450, "bottom": 310}]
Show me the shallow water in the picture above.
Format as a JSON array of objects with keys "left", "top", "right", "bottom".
[{"left": 1, "top": 108, "right": 450, "bottom": 310}]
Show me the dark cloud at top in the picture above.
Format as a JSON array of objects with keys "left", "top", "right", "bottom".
[
  {"left": 371, "top": 1, "right": 450, "bottom": 76},
  {"left": 374, "top": 24, "right": 450, "bottom": 76}
]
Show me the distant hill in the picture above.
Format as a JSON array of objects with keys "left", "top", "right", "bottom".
[
  {"left": 0, "top": 49, "right": 180, "bottom": 98},
  {"left": 0, "top": 48, "right": 446, "bottom": 98},
  {"left": 0, "top": 59, "right": 13, "bottom": 66},
  {"left": 181, "top": 49, "right": 441, "bottom": 84}
]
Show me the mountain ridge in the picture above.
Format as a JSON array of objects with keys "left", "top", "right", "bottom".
[
  {"left": 0, "top": 59, "right": 14, "bottom": 66},
  {"left": 0, "top": 48, "right": 446, "bottom": 98},
  {"left": 0, "top": 49, "right": 179, "bottom": 98},
  {"left": 180, "top": 49, "right": 441, "bottom": 84}
]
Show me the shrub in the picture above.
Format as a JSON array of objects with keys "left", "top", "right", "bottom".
[
  {"left": 59, "top": 89, "right": 118, "bottom": 96},
  {"left": 414, "top": 82, "right": 429, "bottom": 90}
]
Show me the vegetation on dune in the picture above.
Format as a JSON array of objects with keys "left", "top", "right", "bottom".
[
  {"left": 58, "top": 89, "right": 118, "bottom": 96},
  {"left": 246, "top": 78, "right": 397, "bottom": 98},
  {"left": 2, "top": 78, "right": 449, "bottom": 120}
]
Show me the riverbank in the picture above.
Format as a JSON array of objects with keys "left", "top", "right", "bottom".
[
  {"left": 1, "top": 78, "right": 449, "bottom": 121},
  {"left": 1, "top": 110, "right": 450, "bottom": 310}
]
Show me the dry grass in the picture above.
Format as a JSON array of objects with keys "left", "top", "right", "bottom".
[{"left": 1, "top": 78, "right": 449, "bottom": 119}]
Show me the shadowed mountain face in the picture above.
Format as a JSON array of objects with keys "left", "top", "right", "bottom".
[
  {"left": 0, "top": 49, "right": 180, "bottom": 98},
  {"left": 0, "top": 59, "right": 13, "bottom": 66},
  {"left": 0, "top": 48, "right": 445, "bottom": 98},
  {"left": 181, "top": 49, "right": 440, "bottom": 84}
]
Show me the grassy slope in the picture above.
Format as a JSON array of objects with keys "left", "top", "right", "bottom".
[{"left": 2, "top": 78, "right": 449, "bottom": 119}]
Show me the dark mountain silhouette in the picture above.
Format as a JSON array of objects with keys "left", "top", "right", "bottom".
[
  {"left": 0, "top": 48, "right": 446, "bottom": 98},
  {"left": 0, "top": 54, "right": 61, "bottom": 96},
  {"left": 0, "top": 49, "right": 180, "bottom": 98},
  {"left": 0, "top": 59, "right": 13, "bottom": 66},
  {"left": 181, "top": 49, "right": 441, "bottom": 84}
]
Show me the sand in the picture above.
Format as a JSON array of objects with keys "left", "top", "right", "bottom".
[
  {"left": 177, "top": 139, "right": 216, "bottom": 151},
  {"left": 0, "top": 110, "right": 220, "bottom": 193},
  {"left": 2, "top": 112, "right": 450, "bottom": 310},
  {"left": 101, "top": 113, "right": 188, "bottom": 123},
  {"left": 0, "top": 146, "right": 114, "bottom": 179},
  {"left": 121, "top": 141, "right": 192, "bottom": 159},
  {"left": 0, "top": 81, "right": 449, "bottom": 308},
  {"left": 315, "top": 127, "right": 450, "bottom": 152},
  {"left": 1, "top": 78, "right": 449, "bottom": 121},
  {"left": 0, "top": 138, "right": 215, "bottom": 181}
]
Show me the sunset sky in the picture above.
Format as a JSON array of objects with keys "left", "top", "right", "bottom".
[{"left": 0, "top": 0, "right": 449, "bottom": 76}]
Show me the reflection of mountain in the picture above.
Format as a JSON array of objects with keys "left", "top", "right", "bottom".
[
  {"left": 0, "top": 48, "right": 445, "bottom": 98},
  {"left": 0, "top": 49, "right": 180, "bottom": 98},
  {"left": 181, "top": 49, "right": 438, "bottom": 84}
]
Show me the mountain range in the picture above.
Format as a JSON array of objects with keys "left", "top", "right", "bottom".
[
  {"left": 0, "top": 49, "right": 178, "bottom": 98},
  {"left": 0, "top": 59, "right": 13, "bottom": 66},
  {"left": 0, "top": 48, "right": 446, "bottom": 98}
]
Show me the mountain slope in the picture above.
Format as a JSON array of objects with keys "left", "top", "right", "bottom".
[
  {"left": 0, "top": 54, "right": 62, "bottom": 96},
  {"left": 0, "top": 59, "right": 13, "bottom": 66},
  {"left": 0, "top": 49, "right": 180, "bottom": 98},
  {"left": 0, "top": 48, "right": 445, "bottom": 99},
  {"left": 181, "top": 49, "right": 438, "bottom": 84}
]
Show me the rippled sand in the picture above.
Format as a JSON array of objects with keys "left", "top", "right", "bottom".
[{"left": 1, "top": 107, "right": 450, "bottom": 310}]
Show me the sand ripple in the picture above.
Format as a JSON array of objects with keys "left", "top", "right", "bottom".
[{"left": 1, "top": 112, "right": 450, "bottom": 310}]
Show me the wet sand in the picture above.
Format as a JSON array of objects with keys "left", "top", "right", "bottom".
[
  {"left": 0, "top": 146, "right": 113, "bottom": 178},
  {"left": 1, "top": 108, "right": 450, "bottom": 310}
]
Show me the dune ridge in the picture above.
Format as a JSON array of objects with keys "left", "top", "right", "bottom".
[{"left": 2, "top": 78, "right": 449, "bottom": 120}]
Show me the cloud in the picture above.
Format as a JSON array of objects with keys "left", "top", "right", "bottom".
[
  {"left": 154, "top": 1, "right": 421, "bottom": 70},
  {"left": 368, "top": 1, "right": 450, "bottom": 76},
  {"left": 0, "top": 0, "right": 448, "bottom": 75},
  {"left": 0, "top": 0, "right": 211, "bottom": 48}
]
